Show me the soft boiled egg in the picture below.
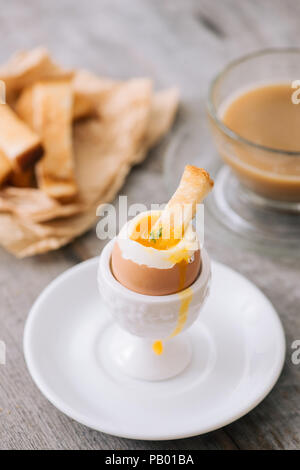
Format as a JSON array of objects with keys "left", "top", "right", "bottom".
[{"left": 111, "top": 210, "right": 202, "bottom": 296}]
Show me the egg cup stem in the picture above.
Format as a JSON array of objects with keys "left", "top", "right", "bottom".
[{"left": 108, "top": 326, "right": 192, "bottom": 381}]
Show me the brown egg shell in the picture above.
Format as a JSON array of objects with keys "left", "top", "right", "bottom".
[{"left": 111, "top": 241, "right": 202, "bottom": 296}]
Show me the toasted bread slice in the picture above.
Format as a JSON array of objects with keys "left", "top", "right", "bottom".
[
  {"left": 33, "top": 79, "right": 77, "bottom": 202},
  {"left": 16, "top": 81, "right": 88, "bottom": 125},
  {"left": 0, "top": 104, "right": 43, "bottom": 172},
  {"left": 14, "top": 86, "right": 35, "bottom": 128},
  {"left": 151, "top": 165, "right": 214, "bottom": 240},
  {"left": 9, "top": 167, "right": 35, "bottom": 188},
  {"left": 16, "top": 69, "right": 116, "bottom": 123},
  {"left": 0, "top": 148, "right": 12, "bottom": 185},
  {"left": 0, "top": 47, "right": 73, "bottom": 103}
]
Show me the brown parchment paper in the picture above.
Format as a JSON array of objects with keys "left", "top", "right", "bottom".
[{"left": 0, "top": 53, "right": 179, "bottom": 257}]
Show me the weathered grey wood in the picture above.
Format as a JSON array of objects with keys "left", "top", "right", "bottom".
[{"left": 0, "top": 0, "right": 299, "bottom": 450}]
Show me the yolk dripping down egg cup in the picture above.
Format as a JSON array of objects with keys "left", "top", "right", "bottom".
[{"left": 98, "top": 166, "right": 213, "bottom": 381}]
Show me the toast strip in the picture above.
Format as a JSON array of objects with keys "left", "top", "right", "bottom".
[
  {"left": 0, "top": 104, "right": 43, "bottom": 172},
  {"left": 151, "top": 165, "right": 214, "bottom": 240},
  {"left": 9, "top": 167, "right": 35, "bottom": 188},
  {"left": 0, "top": 148, "right": 12, "bottom": 185},
  {"left": 33, "top": 80, "right": 78, "bottom": 202},
  {"left": 0, "top": 47, "right": 73, "bottom": 103},
  {"left": 16, "top": 69, "right": 116, "bottom": 123},
  {"left": 16, "top": 81, "right": 94, "bottom": 124}
]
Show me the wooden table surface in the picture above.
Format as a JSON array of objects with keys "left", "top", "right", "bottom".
[{"left": 0, "top": 0, "right": 299, "bottom": 450}]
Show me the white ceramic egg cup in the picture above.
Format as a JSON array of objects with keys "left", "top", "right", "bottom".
[{"left": 98, "top": 239, "right": 211, "bottom": 381}]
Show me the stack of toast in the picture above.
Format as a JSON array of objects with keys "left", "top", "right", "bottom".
[{"left": 0, "top": 48, "right": 179, "bottom": 257}]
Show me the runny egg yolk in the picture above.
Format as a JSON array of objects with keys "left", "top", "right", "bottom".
[
  {"left": 130, "top": 214, "right": 195, "bottom": 356},
  {"left": 130, "top": 214, "right": 180, "bottom": 250},
  {"left": 170, "top": 254, "right": 193, "bottom": 338},
  {"left": 170, "top": 287, "right": 193, "bottom": 338}
]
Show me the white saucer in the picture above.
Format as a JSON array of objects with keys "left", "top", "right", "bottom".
[{"left": 24, "top": 256, "right": 285, "bottom": 440}]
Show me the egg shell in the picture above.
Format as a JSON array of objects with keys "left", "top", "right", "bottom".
[{"left": 111, "top": 241, "right": 202, "bottom": 296}]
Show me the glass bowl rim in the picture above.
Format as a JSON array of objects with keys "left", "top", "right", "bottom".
[{"left": 207, "top": 47, "right": 300, "bottom": 156}]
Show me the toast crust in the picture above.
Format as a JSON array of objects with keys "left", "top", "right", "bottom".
[
  {"left": 33, "top": 79, "right": 78, "bottom": 202},
  {"left": 0, "top": 104, "right": 43, "bottom": 171},
  {"left": 0, "top": 149, "right": 12, "bottom": 185},
  {"left": 16, "top": 69, "right": 116, "bottom": 123},
  {"left": 9, "top": 167, "right": 35, "bottom": 188},
  {"left": 16, "top": 142, "right": 44, "bottom": 170}
]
